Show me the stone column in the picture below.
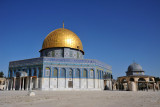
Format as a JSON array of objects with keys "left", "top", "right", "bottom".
[
  {"left": 136, "top": 82, "right": 138, "bottom": 91},
  {"left": 6, "top": 79, "right": 9, "bottom": 91},
  {"left": 22, "top": 78, "right": 24, "bottom": 90},
  {"left": 26, "top": 77, "right": 28, "bottom": 90},
  {"left": 36, "top": 78, "right": 38, "bottom": 89},
  {"left": 36, "top": 67, "right": 39, "bottom": 89},
  {"left": 13, "top": 77, "right": 16, "bottom": 90},
  {"left": 19, "top": 77, "right": 21, "bottom": 90},
  {"left": 147, "top": 82, "right": 148, "bottom": 91},
  {"left": 10, "top": 78, "right": 13, "bottom": 90},
  {"left": 153, "top": 83, "right": 155, "bottom": 91},
  {"left": 30, "top": 77, "right": 32, "bottom": 90}
]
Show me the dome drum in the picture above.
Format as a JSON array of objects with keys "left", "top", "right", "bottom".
[{"left": 40, "top": 47, "right": 84, "bottom": 59}]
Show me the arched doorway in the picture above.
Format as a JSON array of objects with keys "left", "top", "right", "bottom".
[
  {"left": 59, "top": 68, "right": 66, "bottom": 88},
  {"left": 138, "top": 78, "right": 146, "bottom": 91},
  {"left": 82, "top": 69, "right": 87, "bottom": 88},
  {"left": 89, "top": 69, "right": 94, "bottom": 88},
  {"left": 75, "top": 68, "right": 80, "bottom": 88},
  {"left": 68, "top": 68, "right": 73, "bottom": 88},
  {"left": 53, "top": 68, "right": 58, "bottom": 88}
]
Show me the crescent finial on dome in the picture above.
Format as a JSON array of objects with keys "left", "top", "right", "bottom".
[{"left": 63, "top": 21, "right": 64, "bottom": 28}]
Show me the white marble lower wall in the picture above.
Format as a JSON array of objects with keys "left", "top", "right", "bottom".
[
  {"left": 105, "top": 80, "right": 112, "bottom": 90},
  {"left": 41, "top": 78, "right": 109, "bottom": 90}
]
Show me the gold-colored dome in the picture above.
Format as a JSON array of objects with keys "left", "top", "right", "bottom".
[{"left": 41, "top": 28, "right": 84, "bottom": 53}]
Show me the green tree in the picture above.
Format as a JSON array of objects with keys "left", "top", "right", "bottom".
[{"left": 0, "top": 71, "right": 4, "bottom": 77}]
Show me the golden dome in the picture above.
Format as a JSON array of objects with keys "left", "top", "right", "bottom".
[{"left": 41, "top": 28, "right": 84, "bottom": 53}]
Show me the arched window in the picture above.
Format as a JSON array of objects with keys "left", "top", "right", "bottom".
[
  {"left": 53, "top": 68, "right": 58, "bottom": 77},
  {"left": 45, "top": 67, "right": 50, "bottom": 76},
  {"left": 76, "top": 68, "right": 80, "bottom": 78},
  {"left": 90, "top": 69, "right": 94, "bottom": 78},
  {"left": 61, "top": 68, "right": 66, "bottom": 78},
  {"left": 83, "top": 69, "right": 87, "bottom": 78},
  {"left": 69, "top": 68, "right": 73, "bottom": 78}
]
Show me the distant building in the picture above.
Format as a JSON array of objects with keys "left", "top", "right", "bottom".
[
  {"left": 7, "top": 25, "right": 112, "bottom": 91},
  {"left": 0, "top": 78, "right": 6, "bottom": 90},
  {"left": 117, "top": 63, "right": 155, "bottom": 91}
]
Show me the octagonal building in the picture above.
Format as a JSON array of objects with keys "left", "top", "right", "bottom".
[{"left": 7, "top": 25, "right": 112, "bottom": 90}]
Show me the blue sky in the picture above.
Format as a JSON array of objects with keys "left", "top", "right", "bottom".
[{"left": 0, "top": 0, "right": 160, "bottom": 79}]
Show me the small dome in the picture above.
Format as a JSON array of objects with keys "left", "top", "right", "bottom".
[
  {"left": 41, "top": 28, "right": 84, "bottom": 54},
  {"left": 128, "top": 63, "right": 143, "bottom": 71}
]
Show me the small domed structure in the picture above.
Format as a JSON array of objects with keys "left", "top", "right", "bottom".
[{"left": 118, "top": 62, "right": 155, "bottom": 91}]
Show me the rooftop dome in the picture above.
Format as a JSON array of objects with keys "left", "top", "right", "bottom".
[
  {"left": 128, "top": 63, "right": 143, "bottom": 71},
  {"left": 41, "top": 28, "right": 84, "bottom": 54}
]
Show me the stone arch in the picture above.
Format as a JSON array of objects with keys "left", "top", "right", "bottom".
[
  {"left": 149, "top": 78, "right": 153, "bottom": 81},
  {"left": 121, "top": 78, "right": 127, "bottom": 83},
  {"left": 138, "top": 78, "right": 146, "bottom": 91},
  {"left": 130, "top": 78, "right": 134, "bottom": 81},
  {"left": 138, "top": 78, "right": 146, "bottom": 82}
]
